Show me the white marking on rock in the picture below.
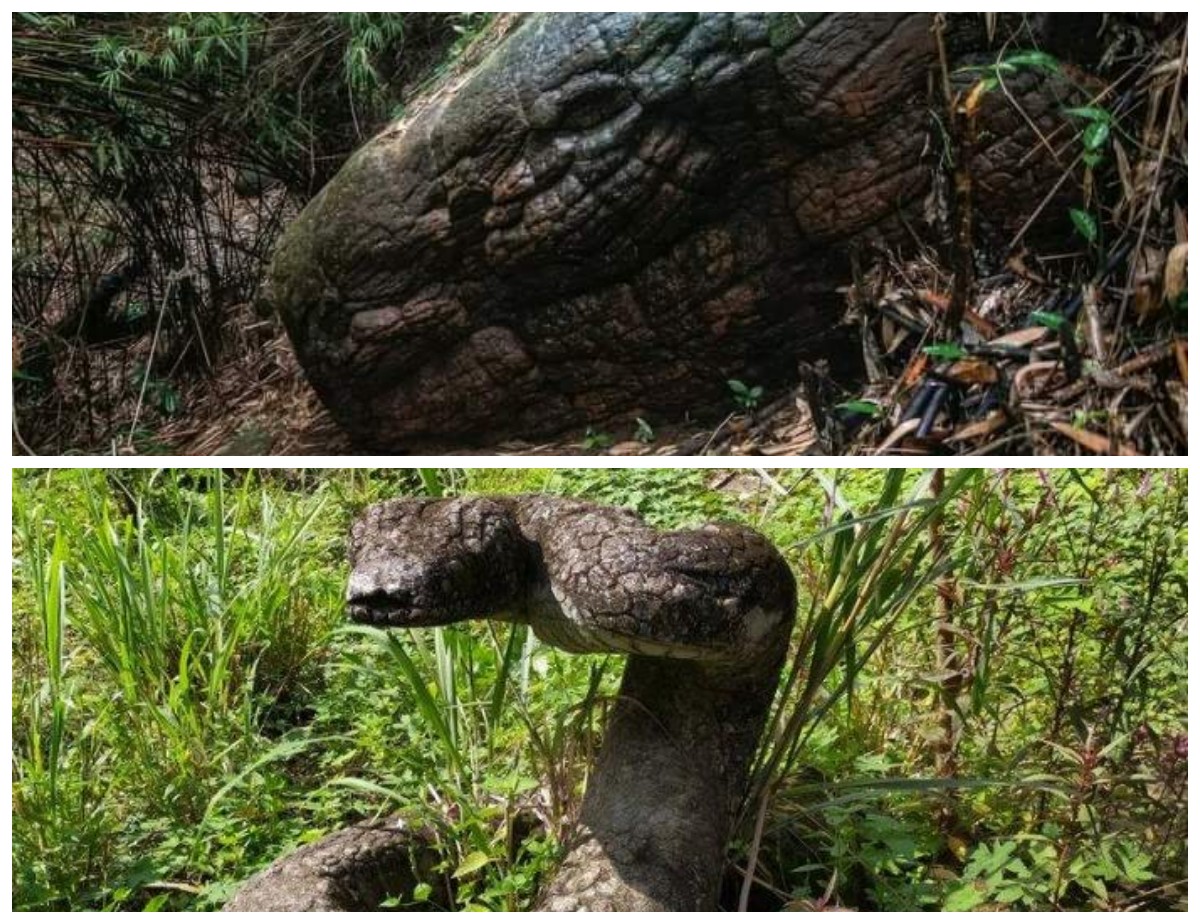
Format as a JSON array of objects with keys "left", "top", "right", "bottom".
[{"left": 742, "top": 605, "right": 782, "bottom": 646}]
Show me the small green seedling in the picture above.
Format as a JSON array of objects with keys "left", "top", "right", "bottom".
[
  {"left": 1064, "top": 105, "right": 1115, "bottom": 168},
  {"left": 582, "top": 428, "right": 614, "bottom": 451},
  {"left": 836, "top": 400, "right": 883, "bottom": 419},
  {"left": 961, "top": 49, "right": 1061, "bottom": 94},
  {"left": 1072, "top": 409, "right": 1109, "bottom": 430},
  {"left": 1030, "top": 310, "right": 1070, "bottom": 333},
  {"left": 924, "top": 343, "right": 968, "bottom": 362},
  {"left": 1069, "top": 208, "right": 1100, "bottom": 247},
  {"left": 728, "top": 380, "right": 765, "bottom": 411}
]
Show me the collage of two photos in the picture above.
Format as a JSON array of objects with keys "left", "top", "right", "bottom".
[{"left": 9, "top": 11, "right": 1189, "bottom": 914}]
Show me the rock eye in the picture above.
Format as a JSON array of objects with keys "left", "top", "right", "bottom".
[{"left": 558, "top": 78, "right": 635, "bottom": 131}]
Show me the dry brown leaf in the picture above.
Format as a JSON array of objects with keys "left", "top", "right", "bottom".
[
  {"left": 1133, "top": 247, "right": 1166, "bottom": 321},
  {"left": 1164, "top": 243, "right": 1187, "bottom": 306},
  {"left": 1175, "top": 338, "right": 1188, "bottom": 386},
  {"left": 1013, "top": 361, "right": 1063, "bottom": 399},
  {"left": 1165, "top": 381, "right": 1187, "bottom": 437},
  {"left": 875, "top": 418, "right": 921, "bottom": 454},
  {"left": 1174, "top": 205, "right": 1188, "bottom": 244},
  {"left": 1081, "top": 285, "right": 1107, "bottom": 359},
  {"left": 1113, "top": 139, "right": 1136, "bottom": 222},
  {"left": 1005, "top": 251, "right": 1048, "bottom": 285},
  {"left": 964, "top": 309, "right": 999, "bottom": 340},
  {"left": 900, "top": 353, "right": 931, "bottom": 389},
  {"left": 916, "top": 288, "right": 950, "bottom": 312},
  {"left": 946, "top": 410, "right": 1008, "bottom": 443},
  {"left": 964, "top": 80, "right": 990, "bottom": 117},
  {"left": 947, "top": 358, "right": 1000, "bottom": 386},
  {"left": 1053, "top": 341, "right": 1176, "bottom": 404},
  {"left": 881, "top": 316, "right": 910, "bottom": 354},
  {"left": 917, "top": 288, "right": 998, "bottom": 338},
  {"left": 1049, "top": 422, "right": 1140, "bottom": 456},
  {"left": 990, "top": 327, "right": 1049, "bottom": 350}
]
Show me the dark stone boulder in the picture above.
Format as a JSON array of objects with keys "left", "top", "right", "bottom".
[{"left": 268, "top": 12, "right": 1092, "bottom": 451}]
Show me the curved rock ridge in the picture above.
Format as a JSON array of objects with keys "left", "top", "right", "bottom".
[
  {"left": 223, "top": 820, "right": 445, "bottom": 912},
  {"left": 270, "top": 12, "right": 1091, "bottom": 450}
]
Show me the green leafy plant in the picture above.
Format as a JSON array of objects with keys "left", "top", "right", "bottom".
[
  {"left": 582, "top": 428, "right": 614, "bottom": 451},
  {"left": 1069, "top": 208, "right": 1101, "bottom": 247},
  {"left": 945, "top": 833, "right": 1157, "bottom": 910},
  {"left": 738, "top": 470, "right": 980, "bottom": 908},
  {"left": 836, "top": 400, "right": 883, "bottom": 419},
  {"left": 962, "top": 49, "right": 1061, "bottom": 94},
  {"left": 12, "top": 471, "right": 345, "bottom": 908},
  {"left": 11, "top": 469, "right": 1187, "bottom": 911},
  {"left": 923, "top": 343, "right": 968, "bottom": 362},
  {"left": 728, "top": 380, "right": 765, "bottom": 411},
  {"left": 1030, "top": 310, "right": 1071, "bottom": 332},
  {"left": 1065, "top": 105, "right": 1115, "bottom": 169}
]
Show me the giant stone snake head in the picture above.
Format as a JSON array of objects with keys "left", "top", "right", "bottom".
[
  {"left": 268, "top": 12, "right": 1100, "bottom": 450},
  {"left": 347, "top": 497, "right": 531, "bottom": 627},
  {"left": 346, "top": 495, "right": 797, "bottom": 675}
]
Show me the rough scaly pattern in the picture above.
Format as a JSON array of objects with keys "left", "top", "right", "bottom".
[
  {"left": 223, "top": 820, "right": 445, "bottom": 912},
  {"left": 269, "top": 12, "right": 1092, "bottom": 450}
]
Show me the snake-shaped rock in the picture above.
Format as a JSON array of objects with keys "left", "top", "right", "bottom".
[
  {"left": 225, "top": 495, "right": 796, "bottom": 911},
  {"left": 269, "top": 12, "right": 1099, "bottom": 449}
]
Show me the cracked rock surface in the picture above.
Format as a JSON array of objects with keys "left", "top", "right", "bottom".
[{"left": 268, "top": 13, "right": 1092, "bottom": 450}]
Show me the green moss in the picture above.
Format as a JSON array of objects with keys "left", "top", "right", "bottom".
[{"left": 767, "top": 12, "right": 821, "bottom": 50}]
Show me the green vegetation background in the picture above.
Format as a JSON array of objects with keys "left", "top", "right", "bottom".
[{"left": 11, "top": 468, "right": 1187, "bottom": 910}]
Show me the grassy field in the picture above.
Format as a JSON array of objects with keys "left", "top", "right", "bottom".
[{"left": 11, "top": 468, "right": 1187, "bottom": 910}]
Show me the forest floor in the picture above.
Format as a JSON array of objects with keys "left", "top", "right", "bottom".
[{"left": 18, "top": 247, "right": 1188, "bottom": 458}]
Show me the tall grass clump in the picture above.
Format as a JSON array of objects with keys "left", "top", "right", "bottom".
[
  {"left": 12, "top": 502, "right": 117, "bottom": 908},
  {"left": 12, "top": 470, "right": 345, "bottom": 908},
  {"left": 65, "top": 475, "right": 335, "bottom": 813},
  {"left": 728, "top": 469, "right": 1186, "bottom": 911},
  {"left": 735, "top": 471, "right": 977, "bottom": 902}
]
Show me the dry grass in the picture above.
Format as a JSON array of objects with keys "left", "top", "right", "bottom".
[
  {"left": 818, "top": 15, "right": 1188, "bottom": 457},
  {"left": 153, "top": 309, "right": 352, "bottom": 457}
]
